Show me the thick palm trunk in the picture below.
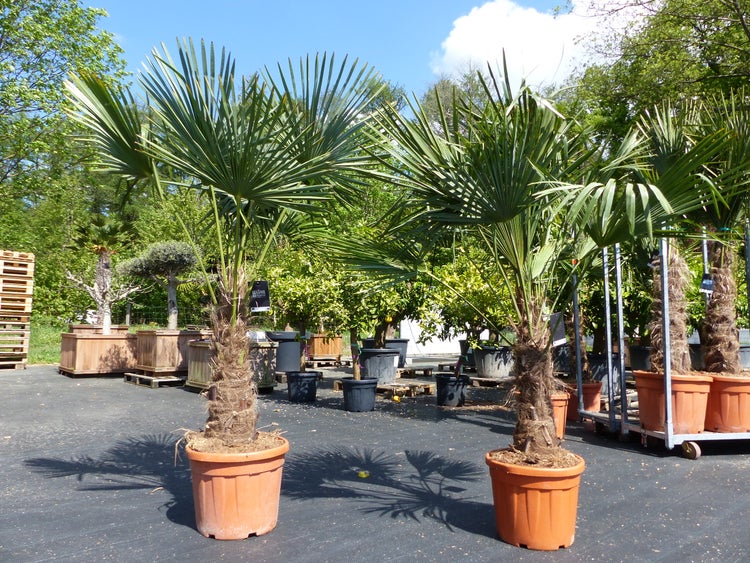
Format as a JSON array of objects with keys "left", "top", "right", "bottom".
[
  {"left": 703, "top": 241, "right": 740, "bottom": 373},
  {"left": 649, "top": 243, "right": 691, "bottom": 373},
  {"left": 203, "top": 273, "right": 258, "bottom": 447},
  {"left": 512, "top": 297, "right": 559, "bottom": 456}
]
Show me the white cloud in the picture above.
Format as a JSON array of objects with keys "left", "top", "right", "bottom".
[{"left": 431, "top": 0, "right": 601, "bottom": 90}]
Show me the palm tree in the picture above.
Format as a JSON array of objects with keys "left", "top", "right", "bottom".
[
  {"left": 345, "top": 67, "right": 729, "bottom": 459},
  {"left": 352, "top": 70, "right": 598, "bottom": 458},
  {"left": 66, "top": 40, "right": 382, "bottom": 449},
  {"left": 692, "top": 91, "right": 750, "bottom": 373}
]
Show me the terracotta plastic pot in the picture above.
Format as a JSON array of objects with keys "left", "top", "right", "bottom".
[
  {"left": 705, "top": 374, "right": 750, "bottom": 432},
  {"left": 186, "top": 436, "right": 290, "bottom": 540},
  {"left": 550, "top": 393, "right": 569, "bottom": 440},
  {"left": 633, "top": 370, "right": 712, "bottom": 434},
  {"left": 566, "top": 382, "right": 603, "bottom": 421},
  {"left": 485, "top": 451, "right": 585, "bottom": 550}
]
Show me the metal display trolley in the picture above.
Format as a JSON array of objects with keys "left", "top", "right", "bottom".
[{"left": 570, "top": 239, "right": 750, "bottom": 460}]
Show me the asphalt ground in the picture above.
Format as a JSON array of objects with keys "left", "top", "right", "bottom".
[{"left": 3, "top": 360, "right": 750, "bottom": 562}]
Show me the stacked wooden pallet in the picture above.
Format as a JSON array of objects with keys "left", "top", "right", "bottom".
[{"left": 0, "top": 250, "right": 35, "bottom": 369}]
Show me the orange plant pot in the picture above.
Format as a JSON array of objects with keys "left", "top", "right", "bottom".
[
  {"left": 566, "top": 382, "right": 603, "bottom": 421},
  {"left": 634, "top": 370, "right": 712, "bottom": 434},
  {"left": 186, "top": 436, "right": 290, "bottom": 540},
  {"left": 704, "top": 374, "right": 750, "bottom": 432},
  {"left": 485, "top": 451, "right": 585, "bottom": 551},
  {"left": 550, "top": 393, "right": 569, "bottom": 440}
]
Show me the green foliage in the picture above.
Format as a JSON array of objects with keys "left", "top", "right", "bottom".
[
  {"left": 28, "top": 315, "right": 68, "bottom": 365},
  {"left": 573, "top": 0, "right": 750, "bottom": 140},
  {"left": 118, "top": 241, "right": 198, "bottom": 279}
]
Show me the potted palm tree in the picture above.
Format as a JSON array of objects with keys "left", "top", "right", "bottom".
[
  {"left": 66, "top": 40, "right": 383, "bottom": 539},
  {"left": 344, "top": 64, "right": 721, "bottom": 549},
  {"left": 59, "top": 213, "right": 141, "bottom": 376},
  {"left": 346, "top": 70, "right": 597, "bottom": 550}
]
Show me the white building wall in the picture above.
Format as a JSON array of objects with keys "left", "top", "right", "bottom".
[{"left": 399, "top": 319, "right": 463, "bottom": 357}]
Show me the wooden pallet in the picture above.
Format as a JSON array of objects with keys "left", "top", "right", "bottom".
[
  {"left": 378, "top": 381, "right": 435, "bottom": 398},
  {"left": 436, "top": 362, "right": 476, "bottom": 374},
  {"left": 397, "top": 367, "right": 433, "bottom": 378},
  {"left": 305, "top": 359, "right": 352, "bottom": 368},
  {"left": 469, "top": 377, "right": 511, "bottom": 388},
  {"left": 0, "top": 357, "right": 27, "bottom": 369},
  {"left": 124, "top": 372, "right": 185, "bottom": 388}
]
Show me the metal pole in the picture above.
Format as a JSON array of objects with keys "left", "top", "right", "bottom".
[
  {"left": 614, "top": 244, "right": 628, "bottom": 434},
  {"left": 572, "top": 272, "right": 583, "bottom": 419},
  {"left": 602, "top": 248, "right": 616, "bottom": 430},
  {"left": 661, "top": 237, "right": 674, "bottom": 448},
  {"left": 703, "top": 227, "right": 710, "bottom": 306}
]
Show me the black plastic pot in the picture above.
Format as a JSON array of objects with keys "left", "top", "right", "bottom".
[
  {"left": 341, "top": 377, "right": 378, "bottom": 412},
  {"left": 435, "top": 373, "right": 471, "bottom": 407},
  {"left": 361, "top": 338, "right": 410, "bottom": 368},
  {"left": 586, "top": 352, "right": 622, "bottom": 395},
  {"left": 359, "top": 348, "right": 400, "bottom": 383},
  {"left": 474, "top": 346, "right": 513, "bottom": 378},
  {"left": 628, "top": 345, "right": 652, "bottom": 371},
  {"left": 458, "top": 339, "right": 476, "bottom": 368},
  {"left": 286, "top": 371, "right": 320, "bottom": 403},
  {"left": 266, "top": 331, "right": 302, "bottom": 373}
]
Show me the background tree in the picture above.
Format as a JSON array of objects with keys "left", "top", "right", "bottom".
[
  {"left": 0, "top": 0, "right": 125, "bottom": 324},
  {"left": 65, "top": 213, "right": 140, "bottom": 333},
  {"left": 118, "top": 241, "right": 200, "bottom": 330},
  {"left": 573, "top": 0, "right": 750, "bottom": 141}
]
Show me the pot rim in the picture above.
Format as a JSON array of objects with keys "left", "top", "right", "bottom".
[{"left": 186, "top": 435, "right": 289, "bottom": 463}]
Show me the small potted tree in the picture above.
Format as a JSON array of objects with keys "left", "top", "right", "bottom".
[
  {"left": 59, "top": 214, "right": 141, "bottom": 375},
  {"left": 118, "top": 240, "right": 208, "bottom": 376}
]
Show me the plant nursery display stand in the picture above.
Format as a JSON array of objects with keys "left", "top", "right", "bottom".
[{"left": 573, "top": 242, "right": 750, "bottom": 460}]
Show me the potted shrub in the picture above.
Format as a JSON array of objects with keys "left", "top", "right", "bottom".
[
  {"left": 119, "top": 240, "right": 207, "bottom": 375},
  {"left": 67, "top": 41, "right": 382, "bottom": 538}
]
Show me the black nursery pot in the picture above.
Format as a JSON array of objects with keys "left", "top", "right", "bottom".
[
  {"left": 435, "top": 373, "right": 471, "bottom": 407},
  {"left": 286, "top": 371, "right": 321, "bottom": 403},
  {"left": 341, "top": 377, "right": 378, "bottom": 412}
]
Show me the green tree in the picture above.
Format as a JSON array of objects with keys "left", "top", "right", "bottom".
[
  {"left": 0, "top": 0, "right": 125, "bottom": 321},
  {"left": 574, "top": 0, "right": 750, "bottom": 141},
  {"left": 118, "top": 241, "right": 199, "bottom": 330}
]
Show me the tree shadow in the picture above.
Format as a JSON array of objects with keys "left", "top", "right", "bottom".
[
  {"left": 23, "top": 433, "right": 194, "bottom": 529},
  {"left": 282, "top": 445, "right": 497, "bottom": 538}
]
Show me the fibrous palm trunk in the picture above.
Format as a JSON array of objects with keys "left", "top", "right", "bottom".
[
  {"left": 203, "top": 271, "right": 258, "bottom": 447},
  {"left": 649, "top": 243, "right": 691, "bottom": 373},
  {"left": 512, "top": 292, "right": 559, "bottom": 457},
  {"left": 702, "top": 240, "right": 741, "bottom": 373}
]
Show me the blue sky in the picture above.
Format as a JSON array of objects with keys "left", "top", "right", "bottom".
[{"left": 90, "top": 1, "right": 600, "bottom": 97}]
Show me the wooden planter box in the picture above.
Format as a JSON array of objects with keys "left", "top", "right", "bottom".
[
  {"left": 136, "top": 329, "right": 210, "bottom": 376},
  {"left": 59, "top": 332, "right": 137, "bottom": 376},
  {"left": 306, "top": 334, "right": 343, "bottom": 361},
  {"left": 186, "top": 340, "right": 212, "bottom": 389},
  {"left": 68, "top": 324, "right": 130, "bottom": 335},
  {"left": 186, "top": 339, "right": 278, "bottom": 391}
]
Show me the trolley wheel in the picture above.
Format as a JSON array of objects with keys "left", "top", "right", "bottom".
[{"left": 681, "top": 441, "right": 702, "bottom": 460}]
